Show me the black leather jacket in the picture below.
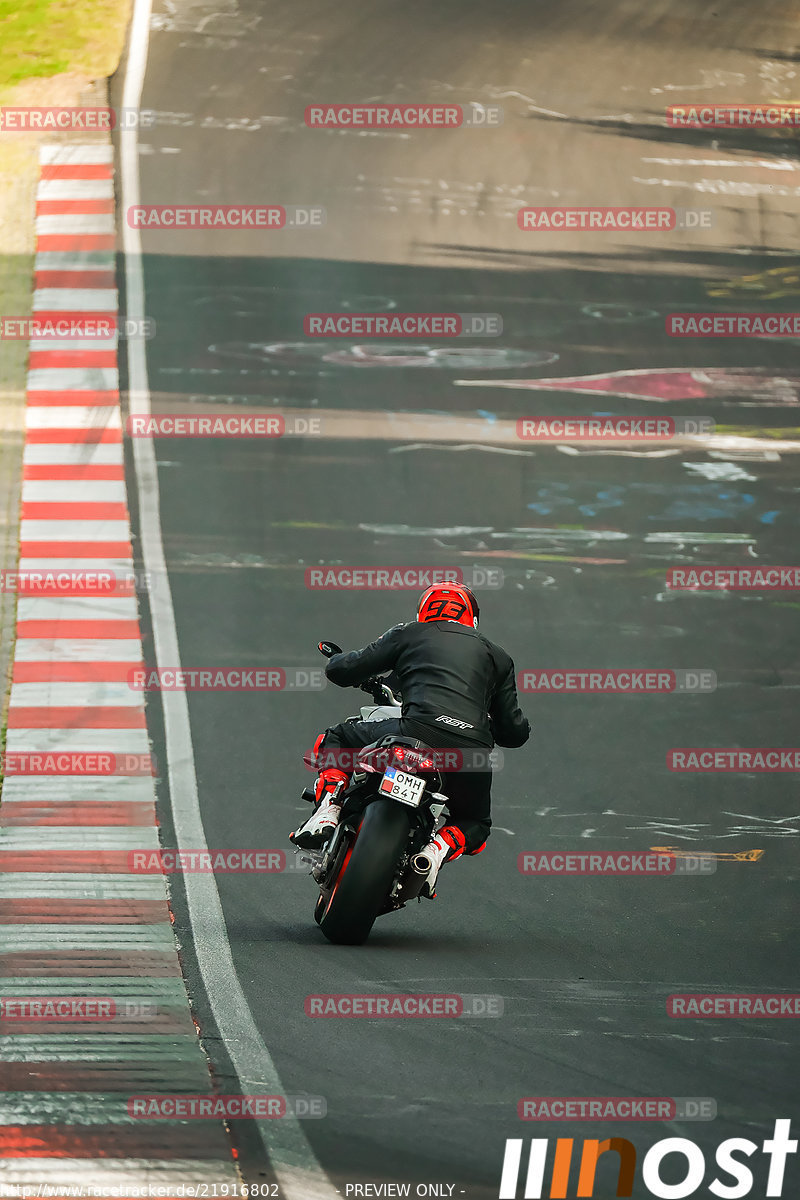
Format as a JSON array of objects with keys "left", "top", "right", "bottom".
[{"left": 326, "top": 620, "right": 530, "bottom": 749}]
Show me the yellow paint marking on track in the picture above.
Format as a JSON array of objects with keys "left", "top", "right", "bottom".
[{"left": 652, "top": 845, "right": 765, "bottom": 862}]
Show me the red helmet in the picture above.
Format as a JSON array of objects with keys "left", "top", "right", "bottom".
[{"left": 416, "top": 583, "right": 479, "bottom": 629}]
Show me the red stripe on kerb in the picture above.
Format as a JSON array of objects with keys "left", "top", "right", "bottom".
[
  {"left": 0, "top": 952, "right": 181, "bottom": 977},
  {"left": 24, "top": 428, "right": 122, "bottom": 444},
  {"left": 40, "top": 164, "right": 113, "bottom": 180},
  {"left": 0, "top": 801, "right": 155, "bottom": 827},
  {"left": 6, "top": 707, "right": 146, "bottom": 729},
  {"left": 36, "top": 199, "right": 114, "bottom": 215},
  {"left": 28, "top": 351, "right": 119, "bottom": 369},
  {"left": 36, "top": 234, "right": 116, "bottom": 251},
  {"left": 0, "top": 1124, "right": 230, "bottom": 1157},
  {"left": 0, "top": 852, "right": 150, "bottom": 872},
  {"left": 23, "top": 465, "right": 125, "bottom": 480},
  {"left": 0, "top": 898, "right": 166, "bottom": 922},
  {"left": 25, "top": 389, "right": 119, "bottom": 405},
  {"left": 16, "top": 620, "right": 140, "bottom": 638},
  {"left": 34, "top": 270, "right": 115, "bottom": 289},
  {"left": 19, "top": 541, "right": 132, "bottom": 557},
  {"left": 21, "top": 501, "right": 128, "bottom": 519}
]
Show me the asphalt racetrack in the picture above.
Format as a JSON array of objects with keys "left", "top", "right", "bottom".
[{"left": 114, "top": 0, "right": 800, "bottom": 1194}]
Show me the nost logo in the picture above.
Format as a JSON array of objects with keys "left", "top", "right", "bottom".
[{"left": 499, "top": 1118, "right": 797, "bottom": 1197}]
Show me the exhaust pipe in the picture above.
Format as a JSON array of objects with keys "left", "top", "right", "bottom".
[{"left": 411, "top": 851, "right": 434, "bottom": 875}]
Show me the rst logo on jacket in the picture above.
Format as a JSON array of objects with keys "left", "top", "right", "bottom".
[{"left": 436, "top": 715, "right": 474, "bottom": 729}]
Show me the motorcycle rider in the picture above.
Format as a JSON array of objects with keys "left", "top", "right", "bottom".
[{"left": 290, "top": 584, "right": 530, "bottom": 895}]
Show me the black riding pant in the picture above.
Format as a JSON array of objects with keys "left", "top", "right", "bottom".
[{"left": 318, "top": 718, "right": 491, "bottom": 855}]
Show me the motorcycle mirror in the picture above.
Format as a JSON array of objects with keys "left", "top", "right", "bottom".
[{"left": 318, "top": 640, "right": 342, "bottom": 658}]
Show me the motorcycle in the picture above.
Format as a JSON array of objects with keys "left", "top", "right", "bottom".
[{"left": 293, "top": 640, "right": 451, "bottom": 945}]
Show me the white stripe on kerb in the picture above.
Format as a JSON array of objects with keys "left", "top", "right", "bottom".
[
  {"left": 0, "top": 827, "right": 158, "bottom": 850},
  {"left": 10, "top": 681, "right": 142, "bottom": 707},
  {"left": 33, "top": 287, "right": 118, "bottom": 310},
  {"left": 25, "top": 408, "right": 121, "bottom": 432},
  {"left": 40, "top": 145, "right": 114, "bottom": 165},
  {"left": 5, "top": 728, "right": 150, "bottom": 753},
  {"left": 0, "top": 1159, "right": 238, "bottom": 1186},
  {"left": 23, "top": 443, "right": 124, "bottom": 466},
  {"left": 16, "top": 595, "right": 138, "bottom": 621},
  {"left": 16, "top": 559, "right": 134, "bottom": 574},
  {"left": 36, "top": 213, "right": 115, "bottom": 235},
  {"left": 13, "top": 638, "right": 142, "bottom": 662},
  {"left": 0, "top": 875, "right": 164, "bottom": 896},
  {"left": 20, "top": 520, "right": 131, "bottom": 542},
  {"left": 37, "top": 179, "right": 114, "bottom": 201},
  {"left": 0, "top": 775, "right": 154, "bottom": 802},
  {"left": 27, "top": 369, "right": 120, "bottom": 392},
  {"left": 22, "top": 481, "right": 128, "bottom": 501},
  {"left": 30, "top": 335, "right": 118, "bottom": 352},
  {"left": 25, "top": 405, "right": 121, "bottom": 429},
  {"left": 35, "top": 251, "right": 115, "bottom": 271}
]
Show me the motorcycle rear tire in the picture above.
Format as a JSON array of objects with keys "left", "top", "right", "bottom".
[{"left": 318, "top": 799, "right": 411, "bottom": 945}]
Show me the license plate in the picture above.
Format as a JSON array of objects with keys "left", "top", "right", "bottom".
[{"left": 379, "top": 766, "right": 426, "bottom": 807}]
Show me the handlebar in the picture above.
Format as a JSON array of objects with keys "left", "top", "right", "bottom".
[
  {"left": 318, "top": 640, "right": 401, "bottom": 706},
  {"left": 359, "top": 676, "right": 401, "bottom": 707}
]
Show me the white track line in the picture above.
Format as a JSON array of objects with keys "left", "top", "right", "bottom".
[{"left": 120, "top": 2, "right": 338, "bottom": 1196}]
